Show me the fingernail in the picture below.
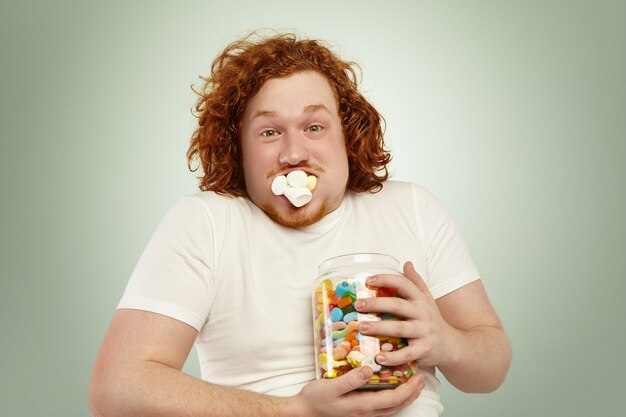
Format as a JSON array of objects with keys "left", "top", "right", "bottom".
[
  {"left": 366, "top": 276, "right": 377, "bottom": 285},
  {"left": 376, "top": 354, "right": 386, "bottom": 363},
  {"left": 355, "top": 300, "right": 365, "bottom": 310},
  {"left": 359, "top": 322, "right": 370, "bottom": 331},
  {"left": 360, "top": 366, "right": 373, "bottom": 378}
]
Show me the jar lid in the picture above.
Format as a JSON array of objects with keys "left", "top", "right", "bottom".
[{"left": 318, "top": 253, "right": 400, "bottom": 276}]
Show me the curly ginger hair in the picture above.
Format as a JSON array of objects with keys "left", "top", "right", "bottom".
[{"left": 187, "top": 32, "right": 391, "bottom": 197}]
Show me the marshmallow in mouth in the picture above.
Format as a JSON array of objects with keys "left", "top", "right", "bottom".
[{"left": 271, "top": 170, "right": 318, "bottom": 207}]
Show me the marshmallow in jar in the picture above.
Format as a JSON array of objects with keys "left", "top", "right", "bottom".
[
  {"left": 312, "top": 253, "right": 418, "bottom": 389},
  {"left": 271, "top": 170, "right": 317, "bottom": 207}
]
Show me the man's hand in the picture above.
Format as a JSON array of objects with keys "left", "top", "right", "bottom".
[
  {"left": 354, "top": 262, "right": 457, "bottom": 368},
  {"left": 295, "top": 366, "right": 425, "bottom": 417}
]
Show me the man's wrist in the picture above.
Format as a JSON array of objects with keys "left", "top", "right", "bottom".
[{"left": 281, "top": 394, "right": 312, "bottom": 417}]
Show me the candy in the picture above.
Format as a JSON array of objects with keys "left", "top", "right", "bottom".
[
  {"left": 343, "top": 311, "right": 358, "bottom": 322},
  {"left": 283, "top": 186, "right": 312, "bottom": 207},
  {"left": 337, "top": 341, "right": 352, "bottom": 353},
  {"left": 379, "top": 369, "right": 392, "bottom": 379},
  {"left": 271, "top": 170, "right": 317, "bottom": 207},
  {"left": 333, "top": 347, "right": 348, "bottom": 360},
  {"left": 271, "top": 175, "right": 287, "bottom": 195},
  {"left": 331, "top": 328, "right": 349, "bottom": 339},
  {"left": 306, "top": 175, "right": 317, "bottom": 191},
  {"left": 337, "top": 297, "right": 353, "bottom": 309},
  {"left": 346, "top": 350, "right": 365, "bottom": 367},
  {"left": 324, "top": 369, "right": 338, "bottom": 378},
  {"left": 331, "top": 321, "right": 347, "bottom": 331},
  {"left": 313, "top": 276, "right": 413, "bottom": 389},
  {"left": 318, "top": 353, "right": 328, "bottom": 370},
  {"left": 286, "top": 170, "right": 308, "bottom": 187},
  {"left": 330, "top": 307, "right": 344, "bottom": 322}
]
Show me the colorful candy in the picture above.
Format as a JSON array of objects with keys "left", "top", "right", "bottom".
[{"left": 312, "top": 278, "right": 417, "bottom": 389}]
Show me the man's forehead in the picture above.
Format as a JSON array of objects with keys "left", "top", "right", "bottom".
[{"left": 245, "top": 71, "right": 338, "bottom": 114}]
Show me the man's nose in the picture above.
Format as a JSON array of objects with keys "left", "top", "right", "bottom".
[{"left": 278, "top": 132, "right": 310, "bottom": 166}]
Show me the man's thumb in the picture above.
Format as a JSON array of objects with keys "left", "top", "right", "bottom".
[{"left": 334, "top": 366, "right": 372, "bottom": 395}]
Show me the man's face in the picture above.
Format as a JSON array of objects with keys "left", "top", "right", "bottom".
[{"left": 240, "top": 70, "right": 349, "bottom": 228}]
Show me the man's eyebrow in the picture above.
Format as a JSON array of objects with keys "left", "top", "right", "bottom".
[
  {"left": 304, "top": 104, "right": 331, "bottom": 114},
  {"left": 251, "top": 110, "right": 277, "bottom": 120}
]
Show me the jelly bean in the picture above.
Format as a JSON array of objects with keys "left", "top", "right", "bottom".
[
  {"left": 368, "top": 374, "right": 380, "bottom": 384},
  {"left": 346, "top": 321, "right": 359, "bottom": 332},
  {"left": 341, "top": 304, "right": 355, "bottom": 314},
  {"left": 318, "top": 353, "right": 328, "bottom": 370},
  {"left": 330, "top": 307, "right": 344, "bottom": 322},
  {"left": 332, "top": 337, "right": 345, "bottom": 347},
  {"left": 343, "top": 311, "right": 358, "bottom": 322},
  {"left": 379, "top": 369, "right": 392, "bottom": 379},
  {"left": 345, "top": 331, "right": 356, "bottom": 342},
  {"left": 333, "top": 347, "right": 348, "bottom": 360},
  {"left": 381, "top": 343, "right": 393, "bottom": 352},
  {"left": 337, "top": 296, "right": 352, "bottom": 309},
  {"left": 331, "top": 321, "right": 347, "bottom": 331},
  {"left": 338, "top": 341, "right": 352, "bottom": 353},
  {"left": 350, "top": 339, "right": 359, "bottom": 348},
  {"left": 332, "top": 328, "right": 349, "bottom": 339}
]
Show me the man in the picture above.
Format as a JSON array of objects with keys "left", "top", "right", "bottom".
[{"left": 90, "top": 33, "right": 511, "bottom": 417}]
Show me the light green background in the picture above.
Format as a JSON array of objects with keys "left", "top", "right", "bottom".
[{"left": 1, "top": 1, "right": 624, "bottom": 416}]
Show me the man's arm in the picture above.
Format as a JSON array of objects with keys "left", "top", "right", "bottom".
[
  {"left": 89, "top": 308, "right": 425, "bottom": 417},
  {"left": 355, "top": 262, "right": 511, "bottom": 394},
  {"left": 433, "top": 279, "right": 511, "bottom": 393}
]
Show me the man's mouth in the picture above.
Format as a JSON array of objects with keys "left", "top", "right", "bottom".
[{"left": 271, "top": 169, "right": 317, "bottom": 207}]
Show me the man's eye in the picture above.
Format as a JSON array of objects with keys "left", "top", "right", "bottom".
[
  {"left": 307, "top": 125, "right": 323, "bottom": 133},
  {"left": 261, "top": 130, "right": 279, "bottom": 137}
]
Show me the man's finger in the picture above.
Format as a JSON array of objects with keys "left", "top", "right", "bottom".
[
  {"left": 403, "top": 261, "right": 431, "bottom": 296},
  {"left": 329, "top": 366, "right": 373, "bottom": 396}
]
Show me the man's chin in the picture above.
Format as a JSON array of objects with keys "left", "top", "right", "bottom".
[{"left": 261, "top": 200, "right": 331, "bottom": 228}]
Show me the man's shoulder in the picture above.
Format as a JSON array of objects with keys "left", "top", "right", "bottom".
[
  {"left": 357, "top": 180, "right": 431, "bottom": 200},
  {"left": 352, "top": 181, "right": 443, "bottom": 213},
  {"left": 174, "top": 190, "right": 254, "bottom": 218}
]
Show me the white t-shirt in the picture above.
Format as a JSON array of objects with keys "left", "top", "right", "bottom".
[{"left": 118, "top": 180, "right": 480, "bottom": 416}]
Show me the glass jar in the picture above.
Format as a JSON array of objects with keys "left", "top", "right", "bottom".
[{"left": 312, "top": 253, "right": 417, "bottom": 389}]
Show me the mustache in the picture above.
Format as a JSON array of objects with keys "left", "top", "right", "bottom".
[{"left": 266, "top": 164, "right": 326, "bottom": 179}]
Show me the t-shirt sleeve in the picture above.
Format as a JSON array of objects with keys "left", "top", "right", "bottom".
[
  {"left": 117, "top": 195, "right": 215, "bottom": 332},
  {"left": 412, "top": 185, "right": 481, "bottom": 299}
]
